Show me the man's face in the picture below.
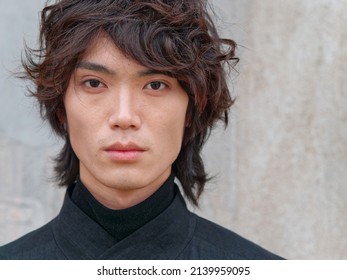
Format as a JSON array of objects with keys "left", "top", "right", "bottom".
[{"left": 63, "top": 36, "right": 188, "bottom": 208}]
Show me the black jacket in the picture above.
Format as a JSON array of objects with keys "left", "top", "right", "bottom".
[{"left": 0, "top": 186, "right": 281, "bottom": 259}]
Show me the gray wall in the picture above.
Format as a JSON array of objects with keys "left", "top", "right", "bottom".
[
  {"left": 0, "top": 0, "right": 65, "bottom": 245},
  {"left": 1, "top": 0, "right": 346, "bottom": 259}
]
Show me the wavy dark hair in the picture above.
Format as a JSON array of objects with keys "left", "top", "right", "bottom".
[{"left": 23, "top": 0, "right": 238, "bottom": 205}]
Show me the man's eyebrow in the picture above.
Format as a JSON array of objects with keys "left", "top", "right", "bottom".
[
  {"left": 76, "top": 62, "right": 172, "bottom": 78},
  {"left": 75, "top": 61, "right": 115, "bottom": 75},
  {"left": 137, "top": 69, "right": 172, "bottom": 78}
]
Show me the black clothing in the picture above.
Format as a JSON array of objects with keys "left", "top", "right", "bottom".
[
  {"left": 71, "top": 174, "right": 175, "bottom": 241},
  {"left": 0, "top": 178, "right": 282, "bottom": 260}
]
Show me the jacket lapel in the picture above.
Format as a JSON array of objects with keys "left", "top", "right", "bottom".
[
  {"left": 99, "top": 190, "right": 196, "bottom": 259},
  {"left": 52, "top": 185, "right": 196, "bottom": 259},
  {"left": 52, "top": 187, "right": 116, "bottom": 259}
]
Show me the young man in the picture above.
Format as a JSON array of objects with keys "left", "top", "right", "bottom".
[{"left": 0, "top": 0, "right": 281, "bottom": 259}]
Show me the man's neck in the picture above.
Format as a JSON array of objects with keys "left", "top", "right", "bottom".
[{"left": 71, "top": 172, "right": 176, "bottom": 241}]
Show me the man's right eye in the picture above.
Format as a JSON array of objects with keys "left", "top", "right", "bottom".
[{"left": 85, "top": 79, "right": 102, "bottom": 88}]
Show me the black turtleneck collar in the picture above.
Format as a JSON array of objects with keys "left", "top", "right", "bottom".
[{"left": 70, "top": 173, "right": 176, "bottom": 242}]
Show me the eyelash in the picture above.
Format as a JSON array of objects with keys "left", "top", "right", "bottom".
[
  {"left": 83, "top": 79, "right": 105, "bottom": 88},
  {"left": 144, "top": 81, "right": 168, "bottom": 90}
]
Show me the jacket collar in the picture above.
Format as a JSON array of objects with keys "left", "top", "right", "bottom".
[{"left": 52, "top": 185, "right": 196, "bottom": 259}]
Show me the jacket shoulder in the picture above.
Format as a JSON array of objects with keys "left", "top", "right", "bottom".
[
  {"left": 179, "top": 214, "right": 282, "bottom": 260},
  {"left": 0, "top": 218, "right": 65, "bottom": 260}
]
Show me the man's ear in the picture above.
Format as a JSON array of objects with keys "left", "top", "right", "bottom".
[
  {"left": 185, "top": 104, "right": 192, "bottom": 128},
  {"left": 57, "top": 107, "right": 66, "bottom": 123},
  {"left": 56, "top": 107, "right": 67, "bottom": 132},
  {"left": 185, "top": 113, "right": 192, "bottom": 127}
]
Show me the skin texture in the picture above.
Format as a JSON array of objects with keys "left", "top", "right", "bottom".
[{"left": 63, "top": 36, "right": 189, "bottom": 209}]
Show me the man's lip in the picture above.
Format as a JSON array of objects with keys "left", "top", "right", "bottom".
[
  {"left": 104, "top": 142, "right": 146, "bottom": 162},
  {"left": 104, "top": 142, "right": 146, "bottom": 152}
]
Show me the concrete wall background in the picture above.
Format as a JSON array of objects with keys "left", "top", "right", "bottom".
[
  {"left": 0, "top": 0, "right": 65, "bottom": 245},
  {"left": 1, "top": 0, "right": 346, "bottom": 259}
]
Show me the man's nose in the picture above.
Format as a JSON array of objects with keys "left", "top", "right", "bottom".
[{"left": 107, "top": 88, "right": 142, "bottom": 130}]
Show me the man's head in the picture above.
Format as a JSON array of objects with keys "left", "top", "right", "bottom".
[{"left": 24, "top": 0, "right": 237, "bottom": 205}]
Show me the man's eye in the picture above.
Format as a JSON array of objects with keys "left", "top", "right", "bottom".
[
  {"left": 85, "top": 79, "right": 103, "bottom": 88},
  {"left": 145, "top": 81, "right": 166, "bottom": 90}
]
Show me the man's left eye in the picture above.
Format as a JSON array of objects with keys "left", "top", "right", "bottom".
[
  {"left": 145, "top": 81, "right": 166, "bottom": 90},
  {"left": 85, "top": 79, "right": 103, "bottom": 88}
]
